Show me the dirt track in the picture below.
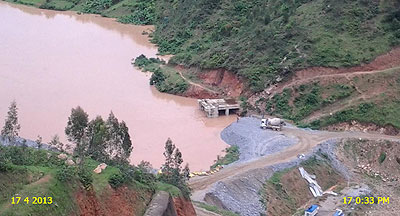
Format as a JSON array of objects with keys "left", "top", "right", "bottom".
[
  {"left": 248, "top": 47, "right": 400, "bottom": 113},
  {"left": 271, "top": 66, "right": 400, "bottom": 96},
  {"left": 189, "top": 127, "right": 400, "bottom": 191},
  {"left": 177, "top": 70, "right": 219, "bottom": 94}
]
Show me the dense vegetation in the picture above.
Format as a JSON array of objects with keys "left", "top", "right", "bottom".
[
  {"left": 133, "top": 55, "right": 189, "bottom": 94},
  {"left": 0, "top": 101, "right": 192, "bottom": 214},
  {"left": 8, "top": 0, "right": 400, "bottom": 128},
  {"left": 153, "top": 0, "right": 400, "bottom": 92},
  {"left": 306, "top": 101, "right": 400, "bottom": 129},
  {"left": 10, "top": 0, "right": 400, "bottom": 93},
  {"left": 0, "top": 144, "right": 155, "bottom": 215}
]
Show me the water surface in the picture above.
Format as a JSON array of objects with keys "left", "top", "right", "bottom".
[{"left": 0, "top": 2, "right": 235, "bottom": 170}]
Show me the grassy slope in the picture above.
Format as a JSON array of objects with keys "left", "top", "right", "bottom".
[
  {"left": 151, "top": 0, "right": 400, "bottom": 129},
  {"left": 153, "top": 0, "right": 400, "bottom": 91},
  {"left": 262, "top": 67, "right": 400, "bottom": 129},
  {"left": 0, "top": 165, "right": 79, "bottom": 215},
  {"left": 0, "top": 146, "right": 149, "bottom": 215},
  {"left": 0, "top": 144, "right": 192, "bottom": 215},
  {"left": 0, "top": 161, "right": 155, "bottom": 216}
]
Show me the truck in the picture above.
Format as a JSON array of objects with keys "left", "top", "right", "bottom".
[{"left": 260, "top": 118, "right": 285, "bottom": 131}]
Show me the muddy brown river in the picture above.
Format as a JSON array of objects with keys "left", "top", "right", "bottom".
[{"left": 0, "top": 2, "right": 235, "bottom": 171}]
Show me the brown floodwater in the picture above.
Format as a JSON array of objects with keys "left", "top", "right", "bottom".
[{"left": 0, "top": 2, "right": 235, "bottom": 171}]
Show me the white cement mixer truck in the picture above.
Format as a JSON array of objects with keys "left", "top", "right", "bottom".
[{"left": 260, "top": 118, "right": 285, "bottom": 131}]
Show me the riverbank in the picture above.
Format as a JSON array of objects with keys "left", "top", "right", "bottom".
[
  {"left": 0, "top": 1, "right": 236, "bottom": 171},
  {"left": 6, "top": 0, "right": 400, "bottom": 137}
]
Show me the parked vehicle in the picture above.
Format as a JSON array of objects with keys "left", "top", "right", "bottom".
[{"left": 260, "top": 118, "right": 285, "bottom": 131}]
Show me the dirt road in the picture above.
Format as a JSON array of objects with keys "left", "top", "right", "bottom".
[
  {"left": 177, "top": 70, "right": 219, "bottom": 94},
  {"left": 189, "top": 127, "right": 399, "bottom": 191}
]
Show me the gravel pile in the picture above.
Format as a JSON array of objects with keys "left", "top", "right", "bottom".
[{"left": 221, "top": 117, "right": 298, "bottom": 162}]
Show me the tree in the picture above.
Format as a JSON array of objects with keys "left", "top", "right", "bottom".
[
  {"left": 160, "top": 138, "right": 191, "bottom": 197},
  {"left": 104, "top": 112, "right": 133, "bottom": 164},
  {"left": 172, "top": 148, "right": 183, "bottom": 183},
  {"left": 161, "top": 138, "right": 176, "bottom": 183},
  {"left": 105, "top": 112, "right": 121, "bottom": 160},
  {"left": 182, "top": 163, "right": 190, "bottom": 181},
  {"left": 87, "top": 116, "right": 107, "bottom": 161},
  {"left": 119, "top": 121, "right": 133, "bottom": 161},
  {"left": 138, "top": 160, "right": 153, "bottom": 173},
  {"left": 65, "top": 106, "right": 89, "bottom": 163},
  {"left": 35, "top": 135, "right": 42, "bottom": 149},
  {"left": 1, "top": 101, "right": 21, "bottom": 145},
  {"left": 49, "top": 134, "right": 64, "bottom": 152}
]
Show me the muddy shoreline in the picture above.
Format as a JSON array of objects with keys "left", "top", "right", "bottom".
[{"left": 0, "top": 2, "right": 235, "bottom": 171}]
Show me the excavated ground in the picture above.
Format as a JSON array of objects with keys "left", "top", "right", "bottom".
[{"left": 190, "top": 118, "right": 400, "bottom": 215}]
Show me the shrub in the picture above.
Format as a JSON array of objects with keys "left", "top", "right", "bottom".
[
  {"left": 78, "top": 168, "right": 93, "bottom": 189},
  {"left": 149, "top": 68, "right": 166, "bottom": 85},
  {"left": 56, "top": 166, "right": 76, "bottom": 182},
  {"left": 116, "top": 0, "right": 156, "bottom": 25},
  {"left": 82, "top": 0, "right": 113, "bottom": 14},
  {"left": 133, "top": 54, "right": 165, "bottom": 69},
  {"left": 108, "top": 173, "right": 126, "bottom": 188},
  {"left": 211, "top": 146, "right": 240, "bottom": 169},
  {"left": 133, "top": 168, "right": 156, "bottom": 186},
  {"left": 379, "top": 152, "right": 387, "bottom": 164}
]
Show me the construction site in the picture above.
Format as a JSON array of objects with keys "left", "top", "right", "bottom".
[
  {"left": 198, "top": 99, "right": 240, "bottom": 118},
  {"left": 190, "top": 117, "right": 400, "bottom": 216}
]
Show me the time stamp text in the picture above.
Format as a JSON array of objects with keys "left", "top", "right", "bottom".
[
  {"left": 11, "top": 197, "right": 53, "bottom": 205},
  {"left": 343, "top": 196, "right": 389, "bottom": 205}
]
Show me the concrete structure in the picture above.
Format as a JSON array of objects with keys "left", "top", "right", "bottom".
[
  {"left": 143, "top": 191, "right": 177, "bottom": 216},
  {"left": 198, "top": 99, "right": 240, "bottom": 118}
]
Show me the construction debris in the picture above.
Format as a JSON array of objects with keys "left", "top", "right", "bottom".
[
  {"left": 189, "top": 165, "right": 224, "bottom": 178},
  {"left": 299, "top": 167, "right": 323, "bottom": 197}
]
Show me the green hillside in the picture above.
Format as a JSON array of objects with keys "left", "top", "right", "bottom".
[
  {"left": 152, "top": 0, "right": 400, "bottom": 92},
  {"left": 4, "top": 0, "right": 400, "bottom": 128},
  {"left": 8, "top": 0, "right": 400, "bottom": 92}
]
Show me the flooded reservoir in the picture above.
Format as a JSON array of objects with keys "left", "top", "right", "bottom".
[{"left": 0, "top": 2, "right": 235, "bottom": 170}]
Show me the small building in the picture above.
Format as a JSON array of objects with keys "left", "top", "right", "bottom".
[
  {"left": 304, "top": 205, "right": 319, "bottom": 216},
  {"left": 198, "top": 99, "right": 240, "bottom": 118}
]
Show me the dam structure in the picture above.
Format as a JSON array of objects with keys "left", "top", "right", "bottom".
[{"left": 198, "top": 99, "right": 240, "bottom": 118}]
